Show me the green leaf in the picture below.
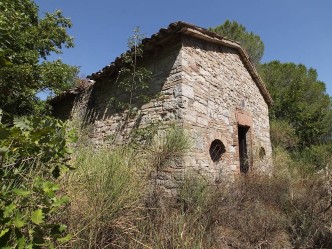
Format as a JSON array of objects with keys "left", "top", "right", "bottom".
[
  {"left": 31, "top": 209, "right": 44, "bottom": 225},
  {"left": 57, "top": 233, "right": 72, "bottom": 243},
  {"left": 42, "top": 181, "right": 59, "bottom": 197},
  {"left": 13, "top": 212, "right": 26, "bottom": 228},
  {"left": 52, "top": 195, "right": 70, "bottom": 208},
  {"left": 25, "top": 243, "right": 33, "bottom": 249},
  {"left": 17, "top": 237, "right": 26, "bottom": 249},
  {"left": 49, "top": 243, "right": 55, "bottom": 249},
  {"left": 3, "top": 203, "right": 16, "bottom": 217},
  {"left": 0, "top": 228, "right": 9, "bottom": 238},
  {"left": 13, "top": 188, "right": 30, "bottom": 197},
  {"left": 58, "top": 224, "right": 67, "bottom": 233},
  {"left": 13, "top": 117, "right": 30, "bottom": 130}
]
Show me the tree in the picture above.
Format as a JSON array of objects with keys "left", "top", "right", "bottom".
[
  {"left": 0, "top": 1, "right": 77, "bottom": 246},
  {"left": 209, "top": 20, "right": 264, "bottom": 68},
  {"left": 0, "top": 0, "right": 78, "bottom": 120},
  {"left": 260, "top": 61, "right": 332, "bottom": 147}
]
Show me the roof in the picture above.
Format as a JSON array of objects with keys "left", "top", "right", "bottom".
[{"left": 52, "top": 21, "right": 273, "bottom": 106}]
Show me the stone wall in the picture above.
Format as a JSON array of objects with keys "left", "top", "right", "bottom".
[
  {"left": 53, "top": 34, "right": 273, "bottom": 195},
  {"left": 78, "top": 42, "right": 185, "bottom": 147},
  {"left": 179, "top": 36, "right": 272, "bottom": 182}
]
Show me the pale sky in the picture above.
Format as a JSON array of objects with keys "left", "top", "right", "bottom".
[{"left": 35, "top": 0, "right": 332, "bottom": 96}]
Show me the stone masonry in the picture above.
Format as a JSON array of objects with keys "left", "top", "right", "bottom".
[{"left": 51, "top": 22, "right": 273, "bottom": 195}]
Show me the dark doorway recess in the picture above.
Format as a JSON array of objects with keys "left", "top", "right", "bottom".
[{"left": 238, "top": 126, "right": 249, "bottom": 173}]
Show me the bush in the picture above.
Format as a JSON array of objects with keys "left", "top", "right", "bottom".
[
  {"left": 297, "top": 143, "right": 332, "bottom": 171},
  {"left": 0, "top": 116, "right": 73, "bottom": 248},
  {"left": 62, "top": 125, "right": 190, "bottom": 248},
  {"left": 131, "top": 145, "right": 332, "bottom": 249},
  {"left": 134, "top": 176, "right": 213, "bottom": 249},
  {"left": 270, "top": 119, "right": 299, "bottom": 150},
  {"left": 285, "top": 174, "right": 332, "bottom": 248},
  {"left": 273, "top": 146, "right": 332, "bottom": 248},
  {"left": 206, "top": 174, "right": 291, "bottom": 248}
]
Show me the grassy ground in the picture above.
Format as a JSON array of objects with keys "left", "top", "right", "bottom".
[{"left": 60, "top": 126, "right": 332, "bottom": 248}]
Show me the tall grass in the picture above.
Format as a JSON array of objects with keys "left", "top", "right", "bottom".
[
  {"left": 64, "top": 146, "right": 146, "bottom": 248},
  {"left": 133, "top": 145, "right": 332, "bottom": 248},
  {"left": 61, "top": 124, "right": 332, "bottom": 248},
  {"left": 61, "top": 126, "right": 191, "bottom": 248},
  {"left": 147, "top": 126, "right": 191, "bottom": 170}
]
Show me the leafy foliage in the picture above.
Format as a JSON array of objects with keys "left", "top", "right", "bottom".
[
  {"left": 296, "top": 142, "right": 332, "bottom": 172},
  {"left": 260, "top": 61, "right": 332, "bottom": 147},
  {"left": 270, "top": 119, "right": 299, "bottom": 150},
  {"left": 0, "top": 116, "right": 75, "bottom": 248},
  {"left": 209, "top": 20, "right": 264, "bottom": 68},
  {"left": 0, "top": 0, "right": 78, "bottom": 119},
  {"left": 0, "top": 1, "right": 78, "bottom": 247}
]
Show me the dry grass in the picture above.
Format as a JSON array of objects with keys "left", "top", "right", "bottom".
[
  {"left": 60, "top": 125, "right": 332, "bottom": 248},
  {"left": 62, "top": 146, "right": 147, "bottom": 248}
]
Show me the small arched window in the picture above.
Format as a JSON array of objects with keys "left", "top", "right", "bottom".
[{"left": 209, "top": 139, "right": 226, "bottom": 162}]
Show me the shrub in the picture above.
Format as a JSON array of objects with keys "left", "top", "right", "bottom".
[
  {"left": 0, "top": 116, "right": 73, "bottom": 248},
  {"left": 273, "top": 146, "right": 332, "bottom": 248},
  {"left": 133, "top": 161, "right": 332, "bottom": 248},
  {"left": 285, "top": 173, "right": 332, "bottom": 248},
  {"left": 62, "top": 125, "right": 191, "bottom": 248},
  {"left": 205, "top": 174, "right": 291, "bottom": 248},
  {"left": 270, "top": 119, "right": 299, "bottom": 150},
  {"left": 297, "top": 143, "right": 332, "bottom": 171},
  {"left": 134, "top": 176, "right": 213, "bottom": 249}
]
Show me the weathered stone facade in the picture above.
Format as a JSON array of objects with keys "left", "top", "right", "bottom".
[
  {"left": 180, "top": 35, "right": 272, "bottom": 181},
  {"left": 52, "top": 22, "right": 273, "bottom": 192}
]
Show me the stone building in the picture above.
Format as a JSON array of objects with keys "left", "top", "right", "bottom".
[{"left": 52, "top": 22, "right": 273, "bottom": 190}]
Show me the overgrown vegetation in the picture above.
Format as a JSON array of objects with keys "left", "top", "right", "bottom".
[
  {"left": 0, "top": 116, "right": 75, "bottom": 248},
  {"left": 3, "top": 118, "right": 329, "bottom": 248},
  {"left": 0, "top": 0, "right": 77, "bottom": 247},
  {"left": 64, "top": 147, "right": 145, "bottom": 248},
  {"left": 55, "top": 125, "right": 332, "bottom": 248},
  {"left": 60, "top": 126, "right": 190, "bottom": 248},
  {"left": 1, "top": 2, "right": 332, "bottom": 248},
  {"left": 0, "top": 0, "right": 78, "bottom": 120}
]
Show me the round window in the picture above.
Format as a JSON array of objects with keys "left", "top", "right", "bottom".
[{"left": 209, "top": 139, "right": 226, "bottom": 162}]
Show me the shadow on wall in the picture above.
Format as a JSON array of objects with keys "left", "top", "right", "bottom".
[{"left": 77, "top": 48, "right": 181, "bottom": 132}]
